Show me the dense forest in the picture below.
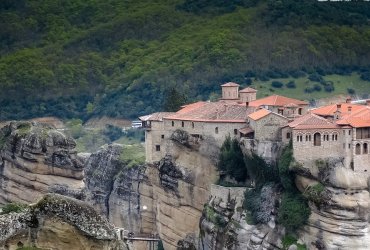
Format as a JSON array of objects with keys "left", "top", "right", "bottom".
[{"left": 0, "top": 0, "right": 370, "bottom": 120}]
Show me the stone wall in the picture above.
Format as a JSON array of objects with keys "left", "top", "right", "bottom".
[
  {"left": 292, "top": 128, "right": 344, "bottom": 167},
  {"left": 249, "top": 113, "right": 288, "bottom": 141}
]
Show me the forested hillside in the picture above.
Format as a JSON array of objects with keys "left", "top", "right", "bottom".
[{"left": 0, "top": 0, "right": 370, "bottom": 120}]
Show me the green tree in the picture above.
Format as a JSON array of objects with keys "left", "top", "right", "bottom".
[
  {"left": 163, "top": 88, "right": 187, "bottom": 112},
  {"left": 278, "top": 193, "right": 310, "bottom": 232},
  {"left": 218, "top": 136, "right": 248, "bottom": 182}
]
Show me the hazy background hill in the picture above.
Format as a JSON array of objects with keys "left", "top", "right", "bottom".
[{"left": 0, "top": 0, "right": 370, "bottom": 120}]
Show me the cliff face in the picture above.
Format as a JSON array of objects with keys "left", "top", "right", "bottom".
[
  {"left": 84, "top": 144, "right": 145, "bottom": 231},
  {"left": 138, "top": 136, "right": 219, "bottom": 249},
  {"left": 0, "top": 193, "right": 125, "bottom": 250},
  {"left": 294, "top": 159, "right": 370, "bottom": 250},
  {"left": 0, "top": 122, "right": 84, "bottom": 205},
  {"left": 198, "top": 184, "right": 285, "bottom": 250}
]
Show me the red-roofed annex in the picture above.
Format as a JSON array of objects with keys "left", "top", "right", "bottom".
[{"left": 139, "top": 83, "right": 370, "bottom": 174}]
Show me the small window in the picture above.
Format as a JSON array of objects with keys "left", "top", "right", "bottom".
[
  {"left": 215, "top": 127, "right": 219, "bottom": 134},
  {"left": 192, "top": 122, "right": 194, "bottom": 128},
  {"left": 155, "top": 145, "right": 160, "bottom": 151},
  {"left": 298, "top": 108, "right": 302, "bottom": 115},
  {"left": 349, "top": 130, "right": 351, "bottom": 135},
  {"left": 348, "top": 144, "right": 351, "bottom": 149},
  {"left": 172, "top": 121, "right": 174, "bottom": 127},
  {"left": 314, "top": 132, "right": 321, "bottom": 146},
  {"left": 355, "top": 143, "right": 361, "bottom": 155},
  {"left": 286, "top": 132, "right": 291, "bottom": 139},
  {"left": 181, "top": 121, "right": 184, "bottom": 127},
  {"left": 161, "top": 135, "right": 164, "bottom": 139},
  {"left": 363, "top": 143, "right": 368, "bottom": 154},
  {"left": 234, "top": 129, "right": 238, "bottom": 135}
]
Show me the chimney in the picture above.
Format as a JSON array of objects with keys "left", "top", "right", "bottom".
[
  {"left": 366, "top": 100, "right": 370, "bottom": 106},
  {"left": 334, "top": 104, "right": 341, "bottom": 120},
  {"left": 346, "top": 97, "right": 352, "bottom": 103},
  {"left": 348, "top": 106, "right": 352, "bottom": 112}
]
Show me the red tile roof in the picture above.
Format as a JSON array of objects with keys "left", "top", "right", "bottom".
[
  {"left": 164, "top": 101, "right": 247, "bottom": 123},
  {"left": 248, "top": 109, "right": 271, "bottom": 121},
  {"left": 312, "top": 103, "right": 370, "bottom": 128},
  {"left": 239, "top": 126, "right": 254, "bottom": 134},
  {"left": 248, "top": 95, "right": 308, "bottom": 107},
  {"left": 287, "top": 113, "right": 339, "bottom": 130},
  {"left": 239, "top": 87, "right": 257, "bottom": 93},
  {"left": 312, "top": 103, "right": 365, "bottom": 117},
  {"left": 221, "top": 82, "right": 240, "bottom": 87},
  {"left": 139, "top": 112, "right": 175, "bottom": 121},
  {"left": 336, "top": 106, "right": 370, "bottom": 128}
]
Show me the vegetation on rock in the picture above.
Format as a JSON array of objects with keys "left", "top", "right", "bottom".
[
  {"left": 0, "top": 203, "right": 27, "bottom": 215},
  {"left": 218, "top": 136, "right": 248, "bottom": 183}
]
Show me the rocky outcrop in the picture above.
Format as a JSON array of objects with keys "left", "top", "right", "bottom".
[
  {"left": 199, "top": 184, "right": 285, "bottom": 250},
  {"left": 84, "top": 144, "right": 145, "bottom": 231},
  {"left": 0, "top": 122, "right": 84, "bottom": 205},
  {"left": 0, "top": 193, "right": 126, "bottom": 250},
  {"left": 294, "top": 159, "right": 370, "bottom": 250},
  {"left": 139, "top": 138, "right": 219, "bottom": 249}
]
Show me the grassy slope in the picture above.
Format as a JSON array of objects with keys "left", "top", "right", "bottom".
[{"left": 252, "top": 73, "right": 369, "bottom": 101}]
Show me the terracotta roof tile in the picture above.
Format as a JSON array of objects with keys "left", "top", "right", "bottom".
[
  {"left": 239, "top": 87, "right": 257, "bottom": 93},
  {"left": 336, "top": 106, "right": 370, "bottom": 128},
  {"left": 287, "top": 113, "right": 339, "bottom": 130},
  {"left": 248, "top": 109, "right": 271, "bottom": 121},
  {"left": 248, "top": 95, "right": 308, "bottom": 107},
  {"left": 239, "top": 126, "right": 254, "bottom": 134},
  {"left": 139, "top": 112, "right": 175, "bottom": 121},
  {"left": 221, "top": 82, "right": 240, "bottom": 87},
  {"left": 164, "top": 101, "right": 247, "bottom": 123},
  {"left": 312, "top": 103, "right": 365, "bottom": 117}
]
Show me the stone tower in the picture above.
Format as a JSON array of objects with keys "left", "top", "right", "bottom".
[
  {"left": 239, "top": 87, "right": 257, "bottom": 103},
  {"left": 221, "top": 82, "right": 240, "bottom": 100}
]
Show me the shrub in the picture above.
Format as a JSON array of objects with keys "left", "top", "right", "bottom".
[
  {"left": 360, "top": 71, "right": 370, "bottom": 81},
  {"left": 323, "top": 83, "right": 334, "bottom": 92},
  {"left": 1, "top": 203, "right": 27, "bottom": 215},
  {"left": 278, "top": 193, "right": 310, "bottom": 232},
  {"left": 303, "top": 183, "right": 326, "bottom": 207},
  {"left": 278, "top": 143, "right": 296, "bottom": 192},
  {"left": 218, "top": 136, "right": 248, "bottom": 182},
  {"left": 285, "top": 81, "right": 296, "bottom": 88},
  {"left": 271, "top": 81, "right": 283, "bottom": 88},
  {"left": 313, "top": 84, "right": 322, "bottom": 92},
  {"left": 282, "top": 234, "right": 307, "bottom": 250},
  {"left": 347, "top": 88, "right": 355, "bottom": 95},
  {"left": 308, "top": 73, "right": 323, "bottom": 82},
  {"left": 102, "top": 124, "right": 124, "bottom": 142},
  {"left": 290, "top": 70, "right": 306, "bottom": 78}
]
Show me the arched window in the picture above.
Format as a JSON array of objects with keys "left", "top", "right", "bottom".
[
  {"left": 356, "top": 143, "right": 361, "bottom": 155},
  {"left": 364, "top": 143, "right": 368, "bottom": 154},
  {"left": 172, "top": 121, "right": 174, "bottom": 127},
  {"left": 286, "top": 132, "right": 291, "bottom": 139},
  {"left": 234, "top": 129, "right": 238, "bottom": 135},
  {"left": 314, "top": 133, "right": 321, "bottom": 146},
  {"left": 181, "top": 121, "right": 184, "bottom": 127},
  {"left": 215, "top": 127, "right": 219, "bottom": 134}
]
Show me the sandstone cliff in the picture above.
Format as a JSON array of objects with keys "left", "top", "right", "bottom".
[
  {"left": 84, "top": 143, "right": 145, "bottom": 231},
  {"left": 294, "top": 158, "right": 370, "bottom": 250},
  {"left": 0, "top": 122, "right": 84, "bottom": 205},
  {"left": 0, "top": 193, "right": 126, "bottom": 250},
  {"left": 138, "top": 135, "right": 219, "bottom": 249}
]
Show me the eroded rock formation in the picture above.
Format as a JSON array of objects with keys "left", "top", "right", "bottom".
[
  {"left": 0, "top": 193, "right": 126, "bottom": 250},
  {"left": 0, "top": 122, "right": 84, "bottom": 205}
]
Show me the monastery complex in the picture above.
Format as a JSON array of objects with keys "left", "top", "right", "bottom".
[{"left": 140, "top": 83, "right": 370, "bottom": 173}]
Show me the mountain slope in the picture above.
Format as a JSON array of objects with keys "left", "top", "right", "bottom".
[{"left": 0, "top": 0, "right": 369, "bottom": 120}]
